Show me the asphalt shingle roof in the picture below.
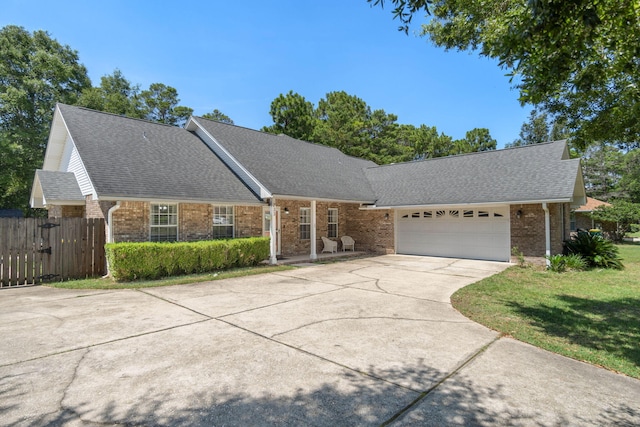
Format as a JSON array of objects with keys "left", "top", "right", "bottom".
[
  {"left": 55, "top": 105, "right": 582, "bottom": 208},
  {"left": 36, "top": 170, "right": 84, "bottom": 202},
  {"left": 364, "top": 141, "right": 581, "bottom": 207},
  {"left": 58, "top": 104, "right": 261, "bottom": 204},
  {"left": 193, "top": 117, "right": 378, "bottom": 202}
]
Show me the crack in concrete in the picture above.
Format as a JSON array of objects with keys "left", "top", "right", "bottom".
[
  {"left": 380, "top": 334, "right": 503, "bottom": 426},
  {"left": 269, "top": 316, "right": 475, "bottom": 338},
  {"left": 56, "top": 347, "right": 89, "bottom": 424},
  {"left": 271, "top": 270, "right": 377, "bottom": 288},
  {"left": 216, "top": 287, "right": 345, "bottom": 319},
  {"left": 0, "top": 319, "right": 212, "bottom": 369}
]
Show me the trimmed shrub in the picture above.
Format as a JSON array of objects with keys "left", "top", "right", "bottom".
[
  {"left": 105, "top": 237, "right": 270, "bottom": 281},
  {"left": 564, "top": 232, "right": 624, "bottom": 270}
]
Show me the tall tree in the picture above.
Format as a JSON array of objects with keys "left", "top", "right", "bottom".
[
  {"left": 410, "top": 124, "right": 455, "bottom": 159},
  {"left": 453, "top": 128, "right": 496, "bottom": 154},
  {"left": 582, "top": 143, "right": 625, "bottom": 201},
  {"left": 139, "top": 83, "right": 192, "bottom": 126},
  {"left": 369, "top": 0, "right": 640, "bottom": 148},
  {"left": 0, "top": 25, "right": 90, "bottom": 211},
  {"left": 77, "top": 69, "right": 144, "bottom": 118},
  {"left": 507, "top": 110, "right": 551, "bottom": 148},
  {"left": 202, "top": 109, "right": 234, "bottom": 124},
  {"left": 262, "top": 90, "right": 315, "bottom": 140},
  {"left": 619, "top": 149, "right": 640, "bottom": 203},
  {"left": 313, "top": 91, "right": 371, "bottom": 156}
]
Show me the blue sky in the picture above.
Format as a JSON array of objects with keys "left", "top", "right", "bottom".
[{"left": 2, "top": 0, "right": 531, "bottom": 147}]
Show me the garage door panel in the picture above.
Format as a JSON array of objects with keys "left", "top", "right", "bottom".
[{"left": 397, "top": 207, "right": 510, "bottom": 262}]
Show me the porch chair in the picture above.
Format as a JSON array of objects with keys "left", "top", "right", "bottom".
[
  {"left": 321, "top": 236, "right": 338, "bottom": 253},
  {"left": 341, "top": 235, "right": 355, "bottom": 252}
]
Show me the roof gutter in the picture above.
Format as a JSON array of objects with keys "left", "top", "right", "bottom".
[
  {"left": 361, "top": 198, "right": 575, "bottom": 210},
  {"left": 542, "top": 202, "right": 551, "bottom": 267}
]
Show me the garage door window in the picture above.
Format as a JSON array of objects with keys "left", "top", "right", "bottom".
[{"left": 400, "top": 207, "right": 508, "bottom": 220}]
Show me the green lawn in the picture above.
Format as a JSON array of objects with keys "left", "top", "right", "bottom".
[
  {"left": 48, "top": 264, "right": 295, "bottom": 290},
  {"left": 452, "top": 244, "right": 640, "bottom": 379}
]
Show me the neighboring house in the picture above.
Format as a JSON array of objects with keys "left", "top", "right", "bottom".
[
  {"left": 31, "top": 104, "right": 586, "bottom": 263},
  {"left": 571, "top": 197, "right": 614, "bottom": 233}
]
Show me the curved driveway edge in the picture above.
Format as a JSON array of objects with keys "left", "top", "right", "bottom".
[{"left": 1, "top": 255, "right": 638, "bottom": 426}]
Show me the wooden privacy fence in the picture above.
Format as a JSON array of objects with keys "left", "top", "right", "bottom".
[{"left": 0, "top": 217, "right": 105, "bottom": 288}]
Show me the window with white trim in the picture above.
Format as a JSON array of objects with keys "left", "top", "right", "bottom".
[
  {"left": 300, "top": 208, "right": 311, "bottom": 240},
  {"left": 150, "top": 204, "right": 178, "bottom": 242},
  {"left": 328, "top": 208, "right": 338, "bottom": 238},
  {"left": 213, "top": 205, "right": 234, "bottom": 239}
]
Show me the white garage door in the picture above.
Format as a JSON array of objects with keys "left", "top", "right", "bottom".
[{"left": 396, "top": 207, "right": 510, "bottom": 262}]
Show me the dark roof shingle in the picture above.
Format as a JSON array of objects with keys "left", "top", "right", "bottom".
[
  {"left": 36, "top": 170, "right": 84, "bottom": 202},
  {"left": 58, "top": 104, "right": 260, "bottom": 204},
  {"left": 365, "top": 141, "right": 581, "bottom": 207},
  {"left": 193, "top": 118, "right": 378, "bottom": 202}
]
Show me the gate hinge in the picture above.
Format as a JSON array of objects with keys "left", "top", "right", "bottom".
[
  {"left": 39, "top": 222, "right": 60, "bottom": 229},
  {"left": 38, "top": 247, "right": 52, "bottom": 254}
]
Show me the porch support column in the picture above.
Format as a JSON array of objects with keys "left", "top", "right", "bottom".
[
  {"left": 310, "top": 200, "right": 317, "bottom": 260},
  {"left": 542, "top": 202, "right": 551, "bottom": 267},
  {"left": 269, "top": 198, "right": 277, "bottom": 265}
]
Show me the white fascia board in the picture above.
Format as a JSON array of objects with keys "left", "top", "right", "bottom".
[
  {"left": 30, "top": 174, "right": 44, "bottom": 208},
  {"left": 571, "top": 162, "right": 587, "bottom": 208},
  {"left": 189, "top": 118, "right": 272, "bottom": 199},
  {"left": 41, "top": 106, "right": 68, "bottom": 170},
  {"left": 98, "top": 195, "right": 267, "bottom": 206},
  {"left": 43, "top": 106, "right": 99, "bottom": 199},
  {"left": 274, "top": 194, "right": 376, "bottom": 204},
  {"left": 362, "top": 199, "right": 573, "bottom": 210}
]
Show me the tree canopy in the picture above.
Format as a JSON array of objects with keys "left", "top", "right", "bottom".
[
  {"left": 369, "top": 0, "right": 640, "bottom": 148},
  {"left": 262, "top": 89, "right": 496, "bottom": 164},
  {"left": 201, "top": 109, "right": 234, "bottom": 124},
  {"left": 0, "top": 25, "right": 90, "bottom": 211}
]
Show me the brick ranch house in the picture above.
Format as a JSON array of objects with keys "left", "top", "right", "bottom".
[
  {"left": 571, "top": 197, "right": 614, "bottom": 234},
  {"left": 31, "top": 104, "right": 586, "bottom": 264}
]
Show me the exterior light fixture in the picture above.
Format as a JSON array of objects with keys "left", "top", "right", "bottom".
[{"left": 284, "top": 207, "right": 289, "bottom": 214}]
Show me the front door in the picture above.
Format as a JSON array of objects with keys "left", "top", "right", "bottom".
[{"left": 263, "top": 206, "right": 281, "bottom": 256}]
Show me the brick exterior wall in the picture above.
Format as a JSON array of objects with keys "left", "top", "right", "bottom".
[
  {"left": 510, "top": 203, "right": 570, "bottom": 258},
  {"left": 50, "top": 197, "right": 571, "bottom": 260},
  {"left": 111, "top": 201, "right": 149, "bottom": 242},
  {"left": 108, "top": 202, "right": 265, "bottom": 243},
  {"left": 346, "top": 206, "right": 394, "bottom": 254},
  {"left": 275, "top": 200, "right": 392, "bottom": 256},
  {"left": 180, "top": 203, "right": 213, "bottom": 241},
  {"left": 47, "top": 205, "right": 84, "bottom": 218},
  {"left": 85, "top": 196, "right": 115, "bottom": 220},
  {"left": 236, "top": 206, "right": 263, "bottom": 238}
]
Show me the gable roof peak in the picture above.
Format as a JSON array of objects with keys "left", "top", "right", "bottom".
[{"left": 57, "top": 103, "right": 177, "bottom": 129}]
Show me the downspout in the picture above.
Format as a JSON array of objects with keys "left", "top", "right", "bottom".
[
  {"left": 269, "top": 198, "right": 277, "bottom": 265},
  {"left": 105, "top": 201, "right": 121, "bottom": 277},
  {"left": 107, "top": 201, "right": 121, "bottom": 243},
  {"left": 542, "top": 202, "right": 551, "bottom": 267}
]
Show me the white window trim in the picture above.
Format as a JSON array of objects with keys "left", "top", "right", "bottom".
[
  {"left": 300, "top": 207, "right": 311, "bottom": 240},
  {"left": 150, "top": 203, "right": 179, "bottom": 242},
  {"left": 328, "top": 208, "right": 338, "bottom": 238},
  {"left": 213, "top": 205, "right": 235, "bottom": 239}
]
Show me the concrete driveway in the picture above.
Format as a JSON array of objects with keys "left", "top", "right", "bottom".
[{"left": 1, "top": 255, "right": 639, "bottom": 426}]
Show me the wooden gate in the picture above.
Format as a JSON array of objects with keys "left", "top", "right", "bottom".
[{"left": 0, "top": 218, "right": 105, "bottom": 288}]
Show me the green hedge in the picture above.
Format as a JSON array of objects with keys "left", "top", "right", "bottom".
[{"left": 105, "top": 237, "right": 270, "bottom": 281}]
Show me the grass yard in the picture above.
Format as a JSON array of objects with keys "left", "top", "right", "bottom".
[
  {"left": 48, "top": 264, "right": 295, "bottom": 290},
  {"left": 452, "top": 244, "right": 640, "bottom": 379}
]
